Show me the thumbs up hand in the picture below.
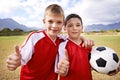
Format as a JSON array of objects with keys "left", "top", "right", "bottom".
[
  {"left": 6, "top": 45, "right": 21, "bottom": 71},
  {"left": 58, "top": 49, "right": 69, "bottom": 77}
]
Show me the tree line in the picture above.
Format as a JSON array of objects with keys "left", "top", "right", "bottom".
[
  {"left": 0, "top": 28, "right": 33, "bottom": 36},
  {"left": 0, "top": 28, "right": 120, "bottom": 36}
]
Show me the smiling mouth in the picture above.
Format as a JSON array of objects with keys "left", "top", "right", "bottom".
[
  {"left": 72, "top": 32, "right": 78, "bottom": 34},
  {"left": 51, "top": 29, "right": 58, "bottom": 32}
]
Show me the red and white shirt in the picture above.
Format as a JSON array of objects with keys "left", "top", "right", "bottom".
[
  {"left": 20, "top": 30, "right": 65, "bottom": 80},
  {"left": 55, "top": 39, "right": 92, "bottom": 80}
]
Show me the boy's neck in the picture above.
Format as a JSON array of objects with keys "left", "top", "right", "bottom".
[
  {"left": 49, "top": 35, "right": 57, "bottom": 41},
  {"left": 68, "top": 37, "right": 82, "bottom": 45},
  {"left": 45, "top": 31, "right": 57, "bottom": 41}
]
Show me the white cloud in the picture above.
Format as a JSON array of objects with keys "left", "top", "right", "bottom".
[
  {"left": 25, "top": 20, "right": 44, "bottom": 28},
  {"left": 0, "top": 0, "right": 120, "bottom": 28},
  {"left": 79, "top": 0, "right": 120, "bottom": 25},
  {"left": 12, "top": 16, "right": 27, "bottom": 24},
  {"left": 64, "top": 0, "right": 120, "bottom": 25},
  {"left": 12, "top": 15, "right": 44, "bottom": 28},
  {"left": 59, "top": 0, "right": 69, "bottom": 7},
  {"left": 0, "top": 0, "right": 21, "bottom": 14}
]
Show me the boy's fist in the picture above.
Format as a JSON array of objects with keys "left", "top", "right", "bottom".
[
  {"left": 58, "top": 49, "right": 69, "bottom": 76},
  {"left": 6, "top": 45, "right": 21, "bottom": 71}
]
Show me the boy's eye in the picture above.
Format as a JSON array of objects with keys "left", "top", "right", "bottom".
[
  {"left": 48, "top": 20, "right": 53, "bottom": 23},
  {"left": 76, "top": 23, "right": 82, "bottom": 27},
  {"left": 67, "top": 24, "right": 73, "bottom": 27},
  {"left": 76, "top": 24, "right": 80, "bottom": 27},
  {"left": 57, "top": 21, "right": 62, "bottom": 24}
]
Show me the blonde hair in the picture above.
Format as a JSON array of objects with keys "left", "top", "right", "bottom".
[{"left": 44, "top": 4, "right": 64, "bottom": 18}]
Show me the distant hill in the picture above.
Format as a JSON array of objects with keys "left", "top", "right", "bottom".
[
  {"left": 84, "top": 22, "right": 120, "bottom": 32},
  {"left": 0, "top": 18, "right": 120, "bottom": 32},
  {"left": 0, "top": 18, "right": 39, "bottom": 31}
]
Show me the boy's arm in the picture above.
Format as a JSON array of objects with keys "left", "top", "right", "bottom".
[
  {"left": 6, "top": 45, "right": 21, "bottom": 71},
  {"left": 55, "top": 41, "right": 69, "bottom": 77},
  {"left": 80, "top": 36, "right": 95, "bottom": 48}
]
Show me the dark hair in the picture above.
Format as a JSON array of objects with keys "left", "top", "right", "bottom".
[{"left": 64, "top": 13, "right": 83, "bottom": 26}]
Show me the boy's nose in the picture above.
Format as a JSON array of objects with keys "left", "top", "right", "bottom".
[
  {"left": 52, "top": 23, "right": 57, "bottom": 27},
  {"left": 73, "top": 26, "right": 77, "bottom": 29}
]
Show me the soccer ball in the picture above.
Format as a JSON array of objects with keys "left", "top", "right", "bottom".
[{"left": 89, "top": 46, "right": 119, "bottom": 74}]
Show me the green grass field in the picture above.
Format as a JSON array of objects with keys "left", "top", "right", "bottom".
[
  {"left": 84, "top": 35, "right": 120, "bottom": 80},
  {"left": 0, "top": 34, "right": 120, "bottom": 80},
  {"left": 0, "top": 36, "right": 26, "bottom": 80}
]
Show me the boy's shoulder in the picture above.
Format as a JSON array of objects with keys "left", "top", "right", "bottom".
[
  {"left": 57, "top": 34, "right": 68, "bottom": 40},
  {"left": 29, "top": 30, "right": 44, "bottom": 34},
  {"left": 27, "top": 30, "right": 45, "bottom": 39},
  {"left": 59, "top": 39, "right": 68, "bottom": 47}
]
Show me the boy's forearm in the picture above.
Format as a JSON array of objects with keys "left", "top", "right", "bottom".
[
  {"left": 80, "top": 35, "right": 95, "bottom": 48},
  {"left": 80, "top": 36, "right": 85, "bottom": 41}
]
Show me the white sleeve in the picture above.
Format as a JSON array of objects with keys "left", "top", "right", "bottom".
[
  {"left": 54, "top": 40, "right": 68, "bottom": 73},
  {"left": 58, "top": 34, "right": 68, "bottom": 40},
  {"left": 20, "top": 32, "right": 45, "bottom": 65}
]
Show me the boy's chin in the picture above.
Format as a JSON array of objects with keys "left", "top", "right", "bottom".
[{"left": 51, "top": 31, "right": 59, "bottom": 35}]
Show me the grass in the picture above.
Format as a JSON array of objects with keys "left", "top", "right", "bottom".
[
  {"left": 0, "top": 34, "right": 120, "bottom": 80},
  {"left": 84, "top": 35, "right": 120, "bottom": 56},
  {"left": 0, "top": 36, "right": 26, "bottom": 80},
  {"left": 84, "top": 34, "right": 120, "bottom": 80}
]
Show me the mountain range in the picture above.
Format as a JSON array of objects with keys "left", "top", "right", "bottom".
[
  {"left": 0, "top": 18, "right": 39, "bottom": 31},
  {"left": 0, "top": 18, "right": 120, "bottom": 32},
  {"left": 84, "top": 22, "right": 120, "bottom": 32}
]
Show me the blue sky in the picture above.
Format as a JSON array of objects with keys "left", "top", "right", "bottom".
[{"left": 0, "top": 0, "right": 120, "bottom": 29}]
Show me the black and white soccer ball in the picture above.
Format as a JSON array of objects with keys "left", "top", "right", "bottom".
[{"left": 89, "top": 46, "right": 119, "bottom": 74}]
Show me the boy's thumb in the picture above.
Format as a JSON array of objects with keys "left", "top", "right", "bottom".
[
  {"left": 64, "top": 49, "right": 69, "bottom": 61},
  {"left": 15, "top": 45, "right": 21, "bottom": 57}
]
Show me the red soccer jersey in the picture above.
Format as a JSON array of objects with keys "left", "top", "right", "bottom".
[
  {"left": 20, "top": 30, "right": 64, "bottom": 80},
  {"left": 58, "top": 39, "right": 92, "bottom": 80}
]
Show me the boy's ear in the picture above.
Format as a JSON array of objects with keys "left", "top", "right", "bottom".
[
  {"left": 43, "top": 19, "right": 45, "bottom": 24},
  {"left": 82, "top": 25, "right": 84, "bottom": 32},
  {"left": 64, "top": 26, "right": 66, "bottom": 31}
]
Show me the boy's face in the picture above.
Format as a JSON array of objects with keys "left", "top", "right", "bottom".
[
  {"left": 43, "top": 13, "right": 64, "bottom": 39},
  {"left": 65, "top": 18, "right": 83, "bottom": 40}
]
